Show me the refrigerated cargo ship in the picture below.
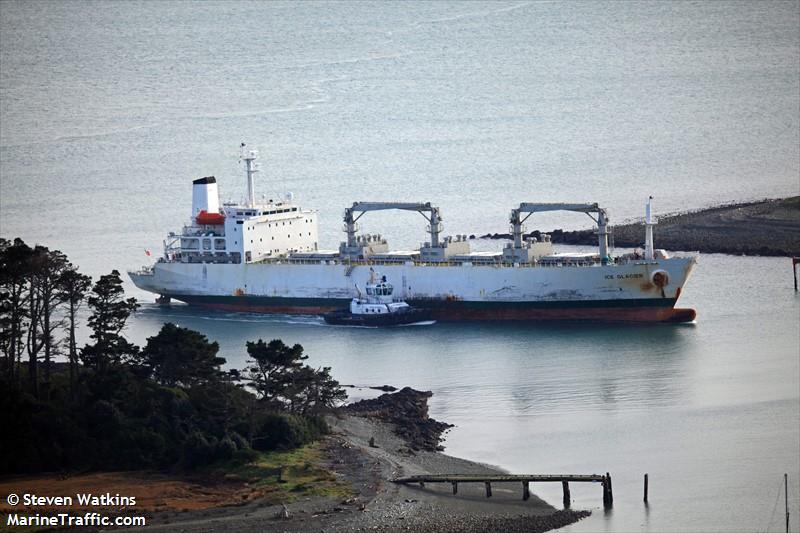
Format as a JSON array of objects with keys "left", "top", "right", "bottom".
[{"left": 129, "top": 147, "right": 697, "bottom": 323}]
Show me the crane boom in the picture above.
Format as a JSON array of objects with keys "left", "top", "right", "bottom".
[
  {"left": 510, "top": 202, "right": 610, "bottom": 264},
  {"left": 343, "top": 201, "right": 442, "bottom": 249}
]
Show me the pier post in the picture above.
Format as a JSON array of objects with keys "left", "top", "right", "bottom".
[
  {"left": 562, "top": 481, "right": 571, "bottom": 508},
  {"left": 451, "top": 481, "right": 458, "bottom": 495},
  {"left": 793, "top": 258, "right": 799, "bottom": 291},
  {"left": 644, "top": 473, "right": 649, "bottom": 503},
  {"left": 786, "top": 473, "right": 790, "bottom": 533},
  {"left": 603, "top": 474, "right": 614, "bottom": 508},
  {"left": 522, "top": 481, "right": 530, "bottom": 501},
  {"left": 485, "top": 482, "right": 492, "bottom": 498}
]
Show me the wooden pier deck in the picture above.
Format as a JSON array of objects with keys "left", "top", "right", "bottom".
[{"left": 393, "top": 473, "right": 614, "bottom": 508}]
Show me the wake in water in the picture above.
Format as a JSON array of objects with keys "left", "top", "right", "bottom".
[
  {"left": 323, "top": 320, "right": 436, "bottom": 329},
  {"left": 136, "top": 303, "right": 327, "bottom": 326}
]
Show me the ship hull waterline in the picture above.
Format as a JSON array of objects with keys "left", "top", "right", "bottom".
[
  {"left": 130, "top": 257, "right": 697, "bottom": 324},
  {"left": 165, "top": 294, "right": 695, "bottom": 323}
]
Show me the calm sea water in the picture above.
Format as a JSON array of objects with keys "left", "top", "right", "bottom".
[{"left": 2, "top": 1, "right": 799, "bottom": 531}]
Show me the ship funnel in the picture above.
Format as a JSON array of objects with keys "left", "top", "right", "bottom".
[{"left": 192, "top": 176, "right": 220, "bottom": 219}]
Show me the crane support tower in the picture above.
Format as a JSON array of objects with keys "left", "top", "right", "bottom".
[{"left": 507, "top": 203, "right": 611, "bottom": 265}]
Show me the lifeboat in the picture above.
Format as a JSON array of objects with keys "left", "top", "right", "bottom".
[{"left": 196, "top": 210, "right": 225, "bottom": 225}]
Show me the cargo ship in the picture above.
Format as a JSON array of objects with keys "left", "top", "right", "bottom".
[{"left": 129, "top": 147, "right": 697, "bottom": 322}]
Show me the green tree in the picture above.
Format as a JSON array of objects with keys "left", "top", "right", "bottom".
[
  {"left": 293, "top": 365, "right": 347, "bottom": 414},
  {"left": 31, "top": 247, "right": 70, "bottom": 398},
  {"left": 244, "top": 340, "right": 345, "bottom": 413},
  {"left": 0, "top": 238, "right": 33, "bottom": 385},
  {"left": 81, "top": 270, "right": 139, "bottom": 373},
  {"left": 244, "top": 339, "right": 307, "bottom": 407},
  {"left": 57, "top": 268, "right": 91, "bottom": 399},
  {"left": 139, "top": 323, "right": 226, "bottom": 387}
]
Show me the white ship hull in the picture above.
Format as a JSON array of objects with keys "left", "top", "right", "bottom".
[{"left": 130, "top": 257, "right": 697, "bottom": 322}]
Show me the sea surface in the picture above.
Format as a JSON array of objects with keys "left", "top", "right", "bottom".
[{"left": 1, "top": 2, "right": 799, "bottom": 531}]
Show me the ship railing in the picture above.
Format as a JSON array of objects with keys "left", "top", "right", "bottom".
[
  {"left": 262, "top": 257, "right": 618, "bottom": 269},
  {"left": 181, "top": 226, "right": 225, "bottom": 237},
  {"left": 130, "top": 265, "right": 155, "bottom": 276}
]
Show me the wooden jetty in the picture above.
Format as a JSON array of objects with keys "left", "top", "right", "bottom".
[{"left": 393, "top": 473, "right": 613, "bottom": 508}]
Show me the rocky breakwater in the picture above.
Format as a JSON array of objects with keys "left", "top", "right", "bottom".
[
  {"left": 344, "top": 387, "right": 453, "bottom": 452},
  {"left": 480, "top": 197, "right": 800, "bottom": 256}
]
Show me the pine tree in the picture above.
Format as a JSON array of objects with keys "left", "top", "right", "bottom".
[
  {"left": 33, "top": 248, "right": 70, "bottom": 398},
  {"left": 0, "top": 238, "right": 32, "bottom": 385},
  {"left": 139, "top": 322, "right": 226, "bottom": 387},
  {"left": 81, "top": 270, "right": 139, "bottom": 373},
  {"left": 245, "top": 339, "right": 307, "bottom": 407},
  {"left": 58, "top": 268, "right": 91, "bottom": 398}
]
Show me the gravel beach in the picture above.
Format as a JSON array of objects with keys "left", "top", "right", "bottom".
[{"left": 142, "top": 392, "right": 591, "bottom": 532}]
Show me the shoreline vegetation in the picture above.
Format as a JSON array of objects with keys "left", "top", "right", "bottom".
[
  {"left": 0, "top": 389, "right": 591, "bottom": 533},
  {"left": 0, "top": 238, "right": 588, "bottom": 532},
  {"left": 479, "top": 197, "right": 800, "bottom": 257}
]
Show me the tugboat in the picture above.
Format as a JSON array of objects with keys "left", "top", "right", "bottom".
[{"left": 323, "top": 272, "right": 432, "bottom": 327}]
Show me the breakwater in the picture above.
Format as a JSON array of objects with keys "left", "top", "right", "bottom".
[{"left": 481, "top": 197, "right": 800, "bottom": 256}]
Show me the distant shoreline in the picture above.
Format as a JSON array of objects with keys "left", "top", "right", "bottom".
[{"left": 480, "top": 197, "right": 800, "bottom": 257}]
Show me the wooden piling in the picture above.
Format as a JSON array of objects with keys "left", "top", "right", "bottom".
[
  {"left": 602, "top": 473, "right": 614, "bottom": 508},
  {"left": 644, "top": 473, "right": 648, "bottom": 503},
  {"left": 794, "top": 258, "right": 799, "bottom": 291},
  {"left": 785, "top": 473, "right": 790, "bottom": 533},
  {"left": 393, "top": 473, "right": 609, "bottom": 507}
]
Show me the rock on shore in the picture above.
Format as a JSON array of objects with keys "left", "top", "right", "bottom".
[{"left": 345, "top": 387, "right": 453, "bottom": 451}]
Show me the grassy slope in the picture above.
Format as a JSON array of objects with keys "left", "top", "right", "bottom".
[
  {"left": 0, "top": 443, "right": 353, "bottom": 533},
  {"left": 206, "top": 443, "right": 354, "bottom": 504}
]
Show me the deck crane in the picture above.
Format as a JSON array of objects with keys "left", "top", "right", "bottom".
[
  {"left": 341, "top": 202, "right": 444, "bottom": 260},
  {"left": 509, "top": 203, "right": 611, "bottom": 264}
]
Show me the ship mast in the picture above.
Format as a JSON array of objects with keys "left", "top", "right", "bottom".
[
  {"left": 241, "top": 143, "right": 259, "bottom": 207},
  {"left": 644, "top": 196, "right": 656, "bottom": 261}
]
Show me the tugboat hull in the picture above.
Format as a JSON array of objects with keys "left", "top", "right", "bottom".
[{"left": 323, "top": 308, "right": 432, "bottom": 327}]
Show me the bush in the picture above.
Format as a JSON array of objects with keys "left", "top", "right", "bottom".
[
  {"left": 216, "top": 436, "right": 237, "bottom": 461},
  {"left": 232, "top": 448, "right": 259, "bottom": 464},
  {"left": 251, "top": 413, "right": 329, "bottom": 451},
  {"left": 181, "top": 431, "right": 217, "bottom": 468}
]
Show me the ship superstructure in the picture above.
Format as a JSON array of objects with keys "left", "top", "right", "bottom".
[
  {"left": 130, "top": 147, "right": 697, "bottom": 322},
  {"left": 168, "top": 149, "right": 319, "bottom": 266}
]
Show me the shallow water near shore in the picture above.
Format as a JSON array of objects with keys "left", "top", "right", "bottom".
[{"left": 124, "top": 253, "right": 800, "bottom": 532}]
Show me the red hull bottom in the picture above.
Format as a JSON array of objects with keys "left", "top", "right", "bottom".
[{"left": 178, "top": 301, "right": 697, "bottom": 323}]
